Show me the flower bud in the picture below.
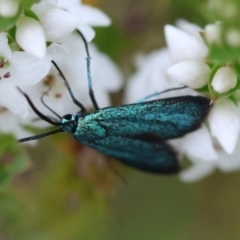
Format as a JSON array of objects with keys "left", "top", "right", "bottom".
[
  {"left": 204, "top": 22, "right": 221, "bottom": 45},
  {"left": 16, "top": 17, "right": 46, "bottom": 58},
  {"left": 167, "top": 60, "right": 210, "bottom": 88},
  {"left": 0, "top": 0, "right": 19, "bottom": 17},
  {"left": 211, "top": 66, "right": 238, "bottom": 93},
  {"left": 226, "top": 29, "right": 240, "bottom": 47}
]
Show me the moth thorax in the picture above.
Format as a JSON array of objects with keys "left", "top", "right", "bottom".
[{"left": 61, "top": 114, "right": 77, "bottom": 133}]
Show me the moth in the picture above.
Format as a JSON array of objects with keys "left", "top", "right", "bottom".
[{"left": 18, "top": 31, "right": 211, "bottom": 174}]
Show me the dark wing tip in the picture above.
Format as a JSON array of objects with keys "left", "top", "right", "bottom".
[
  {"left": 153, "top": 143, "right": 181, "bottom": 175},
  {"left": 194, "top": 96, "right": 211, "bottom": 121}
]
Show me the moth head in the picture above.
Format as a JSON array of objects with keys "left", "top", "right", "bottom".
[{"left": 61, "top": 114, "right": 78, "bottom": 133}]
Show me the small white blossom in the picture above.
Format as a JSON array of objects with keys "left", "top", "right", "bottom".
[
  {"left": 226, "top": 29, "right": 240, "bottom": 47},
  {"left": 167, "top": 60, "right": 211, "bottom": 89},
  {"left": 16, "top": 17, "right": 46, "bottom": 58},
  {"left": 211, "top": 66, "right": 238, "bottom": 93},
  {"left": 204, "top": 22, "right": 221, "bottom": 45},
  {"left": 0, "top": 32, "right": 51, "bottom": 118},
  {"left": 0, "top": 0, "right": 19, "bottom": 17}
]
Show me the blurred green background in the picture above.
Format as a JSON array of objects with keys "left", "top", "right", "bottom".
[{"left": 1, "top": 0, "right": 240, "bottom": 239}]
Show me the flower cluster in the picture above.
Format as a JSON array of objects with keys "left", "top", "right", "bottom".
[
  {"left": 125, "top": 19, "right": 240, "bottom": 181},
  {"left": 0, "top": 0, "right": 122, "bottom": 141}
]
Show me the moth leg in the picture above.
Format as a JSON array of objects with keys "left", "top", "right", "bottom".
[{"left": 135, "top": 86, "right": 187, "bottom": 103}]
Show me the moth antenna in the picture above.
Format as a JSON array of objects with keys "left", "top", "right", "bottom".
[
  {"left": 136, "top": 86, "right": 187, "bottom": 103},
  {"left": 18, "top": 129, "right": 63, "bottom": 142},
  {"left": 41, "top": 87, "right": 61, "bottom": 119},
  {"left": 51, "top": 60, "right": 87, "bottom": 114},
  {"left": 17, "top": 87, "right": 61, "bottom": 126},
  {"left": 77, "top": 30, "right": 100, "bottom": 110}
]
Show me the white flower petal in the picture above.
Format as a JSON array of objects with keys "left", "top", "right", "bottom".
[
  {"left": 124, "top": 49, "right": 185, "bottom": 103},
  {"left": 16, "top": 17, "right": 46, "bottom": 58},
  {"left": 167, "top": 60, "right": 210, "bottom": 88},
  {"left": 41, "top": 8, "right": 81, "bottom": 42},
  {"left": 90, "top": 44, "right": 122, "bottom": 92},
  {"left": 209, "top": 99, "right": 240, "bottom": 154},
  {"left": 11, "top": 52, "right": 51, "bottom": 86},
  {"left": 32, "top": 0, "right": 54, "bottom": 18},
  {"left": 79, "top": 5, "right": 111, "bottom": 26},
  {"left": 47, "top": 0, "right": 79, "bottom": 9},
  {"left": 164, "top": 25, "right": 208, "bottom": 63},
  {"left": 211, "top": 66, "right": 238, "bottom": 93},
  {"left": 176, "top": 19, "right": 203, "bottom": 36},
  {"left": 0, "top": 81, "right": 29, "bottom": 117},
  {"left": 0, "top": 32, "right": 12, "bottom": 59},
  {"left": 77, "top": 23, "right": 95, "bottom": 42},
  {"left": 32, "top": 32, "right": 122, "bottom": 113},
  {"left": 0, "top": 0, "right": 19, "bottom": 17},
  {"left": 217, "top": 139, "right": 240, "bottom": 172},
  {"left": 181, "top": 125, "right": 218, "bottom": 160},
  {"left": 0, "top": 108, "right": 37, "bottom": 145},
  {"left": 49, "top": 0, "right": 111, "bottom": 26},
  {"left": 179, "top": 161, "right": 215, "bottom": 182}
]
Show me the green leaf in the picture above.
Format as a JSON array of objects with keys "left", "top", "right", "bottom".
[
  {"left": 24, "top": 8, "right": 39, "bottom": 21},
  {"left": 20, "top": 0, "right": 38, "bottom": 8},
  {"left": 209, "top": 45, "right": 240, "bottom": 63}
]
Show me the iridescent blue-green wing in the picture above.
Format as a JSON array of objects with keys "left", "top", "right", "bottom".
[
  {"left": 85, "top": 134, "right": 179, "bottom": 174},
  {"left": 88, "top": 96, "right": 210, "bottom": 139}
]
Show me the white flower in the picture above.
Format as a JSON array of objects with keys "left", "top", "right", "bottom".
[
  {"left": 0, "top": 0, "right": 19, "bottom": 17},
  {"left": 32, "top": 0, "right": 111, "bottom": 42},
  {"left": 16, "top": 17, "right": 46, "bottom": 58},
  {"left": 0, "top": 32, "right": 51, "bottom": 118},
  {"left": 211, "top": 66, "right": 238, "bottom": 93},
  {"left": 26, "top": 32, "right": 122, "bottom": 127},
  {"left": 208, "top": 98, "right": 240, "bottom": 154},
  {"left": 164, "top": 20, "right": 210, "bottom": 90},
  {"left": 167, "top": 60, "right": 211, "bottom": 89}
]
